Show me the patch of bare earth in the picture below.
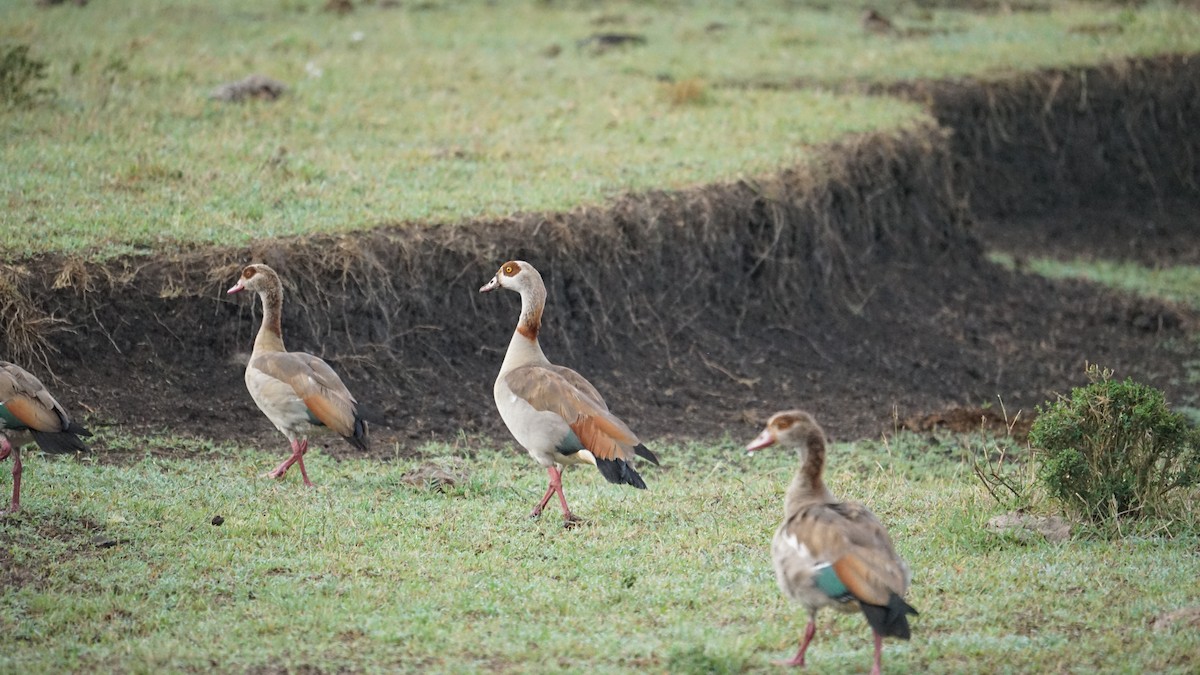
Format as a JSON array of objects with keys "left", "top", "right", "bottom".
[{"left": 2, "top": 55, "right": 1198, "bottom": 463}]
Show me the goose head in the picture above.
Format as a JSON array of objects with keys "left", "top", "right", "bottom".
[
  {"left": 227, "top": 264, "right": 281, "bottom": 295},
  {"left": 746, "top": 410, "right": 823, "bottom": 454},
  {"left": 480, "top": 260, "right": 544, "bottom": 295}
]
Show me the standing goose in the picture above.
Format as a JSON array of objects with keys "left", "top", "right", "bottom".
[
  {"left": 480, "top": 260, "right": 658, "bottom": 525},
  {"left": 747, "top": 410, "right": 917, "bottom": 674},
  {"left": 227, "top": 264, "right": 368, "bottom": 486},
  {"left": 0, "top": 361, "right": 91, "bottom": 512}
]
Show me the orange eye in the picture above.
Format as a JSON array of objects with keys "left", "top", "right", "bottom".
[
  {"left": 242, "top": 267, "right": 256, "bottom": 279},
  {"left": 503, "top": 264, "right": 516, "bottom": 276}
]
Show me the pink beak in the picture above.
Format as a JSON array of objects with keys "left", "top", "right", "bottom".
[
  {"left": 746, "top": 428, "right": 776, "bottom": 453},
  {"left": 479, "top": 276, "right": 500, "bottom": 293},
  {"left": 226, "top": 281, "right": 245, "bottom": 295}
]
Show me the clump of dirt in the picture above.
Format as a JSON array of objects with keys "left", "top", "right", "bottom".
[
  {"left": 901, "top": 407, "right": 1033, "bottom": 440},
  {"left": 208, "top": 74, "right": 286, "bottom": 103}
]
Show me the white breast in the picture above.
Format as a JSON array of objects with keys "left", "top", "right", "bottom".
[
  {"left": 493, "top": 375, "right": 574, "bottom": 467},
  {"left": 246, "top": 367, "right": 312, "bottom": 438}
]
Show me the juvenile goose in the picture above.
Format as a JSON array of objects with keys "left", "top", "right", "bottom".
[
  {"left": 227, "top": 264, "right": 368, "bottom": 486},
  {"left": 0, "top": 361, "right": 91, "bottom": 512},
  {"left": 480, "top": 260, "right": 658, "bottom": 525},
  {"left": 747, "top": 410, "right": 917, "bottom": 674}
]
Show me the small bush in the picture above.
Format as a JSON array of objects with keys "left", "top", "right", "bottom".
[
  {"left": 0, "top": 44, "right": 52, "bottom": 107},
  {"left": 1030, "top": 365, "right": 1200, "bottom": 527}
]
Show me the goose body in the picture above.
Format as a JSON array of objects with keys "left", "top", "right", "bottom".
[
  {"left": 481, "top": 260, "right": 658, "bottom": 524},
  {"left": 228, "top": 264, "right": 368, "bottom": 486},
  {"left": 748, "top": 410, "right": 916, "bottom": 674},
  {"left": 0, "top": 361, "right": 91, "bottom": 512}
]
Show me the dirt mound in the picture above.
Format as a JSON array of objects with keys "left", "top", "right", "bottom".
[
  {"left": 4, "top": 55, "right": 1200, "bottom": 456},
  {"left": 901, "top": 407, "right": 1033, "bottom": 440}
]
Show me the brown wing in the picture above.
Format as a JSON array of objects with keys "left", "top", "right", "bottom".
[
  {"left": 546, "top": 365, "right": 609, "bottom": 412},
  {"left": 505, "top": 364, "right": 640, "bottom": 462},
  {"left": 252, "top": 352, "right": 361, "bottom": 438},
  {"left": 0, "top": 361, "right": 72, "bottom": 433},
  {"left": 785, "top": 501, "right": 909, "bottom": 604}
]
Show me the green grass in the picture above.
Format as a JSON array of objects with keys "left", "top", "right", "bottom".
[
  {"left": 1, "top": 432, "right": 1197, "bottom": 672},
  {"left": 989, "top": 253, "right": 1200, "bottom": 311},
  {"left": 2, "top": 0, "right": 1200, "bottom": 258}
]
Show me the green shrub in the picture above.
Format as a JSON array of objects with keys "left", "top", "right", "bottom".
[
  {"left": 1030, "top": 365, "right": 1200, "bottom": 526},
  {"left": 0, "top": 44, "right": 51, "bottom": 107}
]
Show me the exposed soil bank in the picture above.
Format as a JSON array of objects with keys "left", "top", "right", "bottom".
[{"left": 4, "top": 54, "right": 1198, "bottom": 456}]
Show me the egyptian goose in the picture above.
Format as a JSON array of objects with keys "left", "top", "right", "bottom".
[
  {"left": 479, "top": 260, "right": 658, "bottom": 525},
  {"left": 227, "top": 264, "right": 368, "bottom": 486},
  {"left": 0, "top": 361, "right": 91, "bottom": 512},
  {"left": 747, "top": 410, "right": 917, "bottom": 674}
]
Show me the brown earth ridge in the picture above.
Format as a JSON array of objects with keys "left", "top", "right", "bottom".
[{"left": 2, "top": 54, "right": 1198, "bottom": 459}]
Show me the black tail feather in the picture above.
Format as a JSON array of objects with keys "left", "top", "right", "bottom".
[
  {"left": 31, "top": 429, "right": 90, "bottom": 454},
  {"left": 860, "top": 593, "right": 918, "bottom": 640},
  {"left": 595, "top": 457, "right": 648, "bottom": 489},
  {"left": 634, "top": 443, "right": 659, "bottom": 465},
  {"left": 345, "top": 415, "right": 369, "bottom": 451}
]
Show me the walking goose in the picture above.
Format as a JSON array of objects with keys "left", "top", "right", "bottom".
[
  {"left": 480, "top": 260, "right": 658, "bottom": 525},
  {"left": 0, "top": 361, "right": 91, "bottom": 512},
  {"left": 747, "top": 410, "right": 917, "bottom": 674},
  {"left": 227, "top": 264, "right": 368, "bottom": 486}
]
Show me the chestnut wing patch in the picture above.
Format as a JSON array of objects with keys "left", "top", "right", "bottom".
[
  {"left": 0, "top": 363, "right": 70, "bottom": 433},
  {"left": 786, "top": 502, "right": 907, "bottom": 606},
  {"left": 505, "top": 365, "right": 639, "bottom": 462},
  {"left": 253, "top": 352, "right": 360, "bottom": 438}
]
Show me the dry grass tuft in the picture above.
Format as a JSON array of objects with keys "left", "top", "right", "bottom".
[
  {"left": 661, "top": 78, "right": 709, "bottom": 107},
  {"left": 51, "top": 257, "right": 93, "bottom": 292},
  {"left": 0, "top": 266, "right": 63, "bottom": 370}
]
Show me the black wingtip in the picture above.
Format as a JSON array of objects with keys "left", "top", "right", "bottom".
[
  {"left": 30, "top": 429, "right": 90, "bottom": 454},
  {"left": 67, "top": 421, "right": 93, "bottom": 438},
  {"left": 595, "top": 457, "right": 648, "bottom": 489},
  {"left": 860, "top": 593, "right": 919, "bottom": 640},
  {"left": 634, "top": 443, "right": 659, "bottom": 466},
  {"left": 345, "top": 416, "right": 369, "bottom": 451}
]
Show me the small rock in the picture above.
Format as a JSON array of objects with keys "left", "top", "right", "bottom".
[
  {"left": 209, "top": 74, "right": 286, "bottom": 103},
  {"left": 1150, "top": 606, "right": 1200, "bottom": 630},
  {"left": 91, "top": 534, "right": 118, "bottom": 548},
  {"left": 400, "top": 458, "right": 469, "bottom": 491},
  {"left": 986, "top": 511, "right": 1071, "bottom": 543},
  {"left": 211, "top": 515, "right": 225, "bottom": 526}
]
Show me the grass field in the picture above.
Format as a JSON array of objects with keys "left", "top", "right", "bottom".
[
  {"left": 1, "top": 431, "right": 1197, "bottom": 673},
  {"left": 2, "top": 0, "right": 1200, "bottom": 258},
  {"left": 990, "top": 252, "right": 1200, "bottom": 313}
]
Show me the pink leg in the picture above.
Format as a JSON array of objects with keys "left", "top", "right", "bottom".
[
  {"left": 775, "top": 617, "right": 816, "bottom": 667},
  {"left": 530, "top": 473, "right": 556, "bottom": 518},
  {"left": 548, "top": 467, "right": 581, "bottom": 526},
  {"left": 869, "top": 631, "right": 883, "bottom": 675},
  {"left": 530, "top": 466, "right": 580, "bottom": 525},
  {"left": 267, "top": 439, "right": 313, "bottom": 486},
  {"left": 9, "top": 447, "right": 21, "bottom": 513},
  {"left": 293, "top": 440, "right": 314, "bottom": 488}
]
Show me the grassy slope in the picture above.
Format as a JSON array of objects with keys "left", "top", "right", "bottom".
[
  {"left": 990, "top": 253, "right": 1200, "bottom": 314},
  {"left": 2, "top": 1, "right": 1199, "bottom": 258},
  {"left": 1, "top": 434, "right": 1197, "bottom": 673}
]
